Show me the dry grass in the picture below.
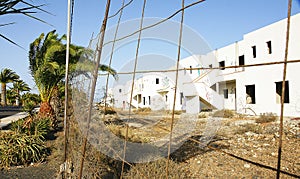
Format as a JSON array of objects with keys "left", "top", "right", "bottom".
[
  {"left": 255, "top": 112, "right": 277, "bottom": 124},
  {"left": 123, "top": 158, "right": 190, "bottom": 178},
  {"left": 212, "top": 109, "right": 235, "bottom": 118}
]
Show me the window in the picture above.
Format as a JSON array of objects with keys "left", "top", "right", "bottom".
[
  {"left": 119, "top": 89, "right": 122, "bottom": 93},
  {"left": 148, "top": 96, "right": 151, "bottom": 105},
  {"left": 165, "top": 95, "right": 168, "bottom": 102},
  {"left": 180, "top": 92, "right": 184, "bottom": 105},
  {"left": 276, "top": 81, "right": 289, "bottom": 103},
  {"left": 209, "top": 64, "right": 212, "bottom": 68},
  {"left": 246, "top": 85, "right": 256, "bottom": 104},
  {"left": 143, "top": 97, "right": 146, "bottom": 105},
  {"left": 267, "top": 41, "right": 272, "bottom": 54},
  {"left": 156, "top": 78, "right": 159, "bottom": 84},
  {"left": 223, "top": 89, "right": 228, "bottom": 99},
  {"left": 239, "top": 55, "right": 245, "bottom": 66},
  {"left": 211, "top": 84, "right": 216, "bottom": 91},
  {"left": 190, "top": 66, "right": 193, "bottom": 74},
  {"left": 252, "top": 46, "right": 257, "bottom": 58},
  {"left": 219, "top": 61, "right": 225, "bottom": 70}
]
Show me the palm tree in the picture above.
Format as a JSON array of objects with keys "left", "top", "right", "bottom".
[
  {"left": 29, "top": 30, "right": 65, "bottom": 116},
  {"left": 29, "top": 30, "right": 117, "bottom": 117},
  {"left": 6, "top": 88, "right": 17, "bottom": 105},
  {"left": 0, "top": 68, "right": 20, "bottom": 106},
  {"left": 11, "top": 79, "right": 31, "bottom": 106}
]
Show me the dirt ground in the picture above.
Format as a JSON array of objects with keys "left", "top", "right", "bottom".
[{"left": 0, "top": 112, "right": 299, "bottom": 178}]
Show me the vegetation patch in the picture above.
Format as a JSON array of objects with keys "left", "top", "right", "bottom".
[
  {"left": 0, "top": 131, "right": 48, "bottom": 168},
  {"left": 212, "top": 109, "right": 235, "bottom": 118},
  {"left": 124, "top": 158, "right": 190, "bottom": 178},
  {"left": 0, "top": 116, "right": 52, "bottom": 168},
  {"left": 255, "top": 112, "right": 277, "bottom": 124},
  {"left": 133, "top": 107, "right": 151, "bottom": 115},
  {"left": 234, "top": 123, "right": 263, "bottom": 135}
]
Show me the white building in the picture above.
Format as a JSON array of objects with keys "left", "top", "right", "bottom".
[
  {"left": 112, "top": 13, "right": 300, "bottom": 117},
  {"left": 112, "top": 73, "right": 184, "bottom": 111}
]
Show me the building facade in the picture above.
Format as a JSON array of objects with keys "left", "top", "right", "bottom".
[{"left": 111, "top": 13, "right": 300, "bottom": 117}]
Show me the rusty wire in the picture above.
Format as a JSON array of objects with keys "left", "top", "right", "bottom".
[
  {"left": 103, "top": 0, "right": 125, "bottom": 125},
  {"left": 276, "top": 0, "right": 293, "bottom": 178},
  {"left": 108, "top": 0, "right": 134, "bottom": 19},
  {"left": 71, "top": 0, "right": 300, "bottom": 178},
  {"left": 78, "top": 0, "right": 112, "bottom": 178},
  {"left": 103, "top": 0, "right": 206, "bottom": 47},
  {"left": 96, "top": 59, "right": 300, "bottom": 76},
  {"left": 166, "top": 0, "right": 185, "bottom": 177},
  {"left": 120, "top": 0, "right": 147, "bottom": 178}
]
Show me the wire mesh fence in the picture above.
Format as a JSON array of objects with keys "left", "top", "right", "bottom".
[{"left": 63, "top": 0, "right": 300, "bottom": 178}]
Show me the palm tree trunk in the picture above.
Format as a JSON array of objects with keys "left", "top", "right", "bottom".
[
  {"left": 1, "top": 83, "right": 7, "bottom": 106},
  {"left": 39, "top": 101, "right": 54, "bottom": 117},
  {"left": 16, "top": 89, "right": 20, "bottom": 106}
]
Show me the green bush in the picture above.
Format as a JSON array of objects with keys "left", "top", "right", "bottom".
[
  {"left": 0, "top": 132, "right": 48, "bottom": 168},
  {"left": 10, "top": 117, "right": 51, "bottom": 138},
  {"left": 22, "top": 100, "right": 36, "bottom": 116},
  {"left": 256, "top": 113, "right": 277, "bottom": 123}
]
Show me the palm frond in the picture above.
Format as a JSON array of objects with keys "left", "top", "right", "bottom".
[
  {"left": 0, "top": 34, "right": 25, "bottom": 50},
  {"left": 0, "top": 0, "right": 53, "bottom": 47}
]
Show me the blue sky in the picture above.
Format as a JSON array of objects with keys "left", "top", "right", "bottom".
[{"left": 0, "top": 0, "right": 300, "bottom": 93}]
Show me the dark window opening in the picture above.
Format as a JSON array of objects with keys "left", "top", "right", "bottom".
[
  {"left": 190, "top": 66, "right": 193, "bottom": 74},
  {"left": 180, "top": 92, "right": 184, "bottom": 105},
  {"left": 223, "top": 89, "right": 228, "bottom": 99},
  {"left": 211, "top": 84, "right": 216, "bottom": 91},
  {"left": 119, "top": 89, "right": 122, "bottom": 93},
  {"left": 156, "top": 78, "right": 159, "bottom": 84},
  {"left": 239, "top": 55, "right": 245, "bottom": 66},
  {"left": 267, "top": 41, "right": 272, "bottom": 54},
  {"left": 209, "top": 64, "right": 212, "bottom": 68},
  {"left": 276, "top": 81, "right": 289, "bottom": 103},
  {"left": 148, "top": 96, "right": 151, "bottom": 105},
  {"left": 219, "top": 61, "right": 225, "bottom": 70},
  {"left": 143, "top": 97, "right": 146, "bottom": 105},
  {"left": 252, "top": 46, "right": 257, "bottom": 58},
  {"left": 165, "top": 95, "right": 168, "bottom": 102},
  {"left": 246, "top": 85, "right": 256, "bottom": 104}
]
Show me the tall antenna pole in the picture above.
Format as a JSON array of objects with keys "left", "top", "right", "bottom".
[{"left": 64, "top": 0, "right": 72, "bottom": 167}]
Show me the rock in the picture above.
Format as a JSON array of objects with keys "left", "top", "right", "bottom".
[
  {"left": 245, "top": 131, "right": 258, "bottom": 136},
  {"left": 244, "top": 164, "right": 251, "bottom": 168},
  {"left": 271, "top": 152, "right": 276, "bottom": 156}
]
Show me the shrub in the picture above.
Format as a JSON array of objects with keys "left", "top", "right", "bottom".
[
  {"left": 166, "top": 110, "right": 182, "bottom": 115},
  {"left": 256, "top": 113, "right": 277, "bottom": 124},
  {"left": 198, "top": 113, "right": 207, "bottom": 118},
  {"left": 10, "top": 117, "right": 51, "bottom": 138},
  {"left": 98, "top": 106, "right": 117, "bottom": 115},
  {"left": 0, "top": 132, "right": 48, "bottom": 168},
  {"left": 212, "top": 109, "right": 235, "bottom": 118},
  {"left": 134, "top": 107, "right": 151, "bottom": 114},
  {"left": 234, "top": 123, "right": 263, "bottom": 135},
  {"left": 22, "top": 100, "right": 36, "bottom": 116}
]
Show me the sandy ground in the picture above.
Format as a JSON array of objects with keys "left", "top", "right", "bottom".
[{"left": 0, "top": 111, "right": 299, "bottom": 178}]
